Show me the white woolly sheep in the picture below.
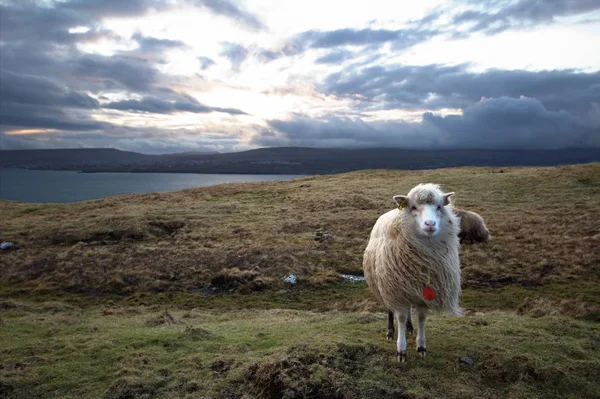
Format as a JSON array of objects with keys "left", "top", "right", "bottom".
[
  {"left": 454, "top": 208, "right": 491, "bottom": 244},
  {"left": 363, "top": 183, "right": 462, "bottom": 362},
  {"left": 390, "top": 207, "right": 491, "bottom": 340}
]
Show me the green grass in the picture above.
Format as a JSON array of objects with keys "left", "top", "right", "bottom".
[{"left": 1, "top": 296, "right": 599, "bottom": 399}]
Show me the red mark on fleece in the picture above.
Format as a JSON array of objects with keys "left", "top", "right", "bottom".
[{"left": 423, "top": 286, "right": 435, "bottom": 301}]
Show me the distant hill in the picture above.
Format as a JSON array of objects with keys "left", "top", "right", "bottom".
[
  {"left": 0, "top": 148, "right": 154, "bottom": 169},
  {"left": 1, "top": 147, "right": 599, "bottom": 174}
]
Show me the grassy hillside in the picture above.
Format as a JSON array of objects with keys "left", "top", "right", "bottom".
[{"left": 1, "top": 164, "right": 599, "bottom": 398}]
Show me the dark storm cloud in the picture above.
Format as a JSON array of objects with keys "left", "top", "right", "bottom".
[
  {"left": 452, "top": 0, "right": 600, "bottom": 35},
  {"left": 422, "top": 96, "right": 599, "bottom": 148},
  {"left": 322, "top": 64, "right": 600, "bottom": 118},
  {"left": 104, "top": 96, "right": 246, "bottom": 115},
  {"left": 0, "top": 71, "right": 99, "bottom": 109},
  {"left": 0, "top": 0, "right": 253, "bottom": 153},
  {"left": 0, "top": 103, "right": 107, "bottom": 131},
  {"left": 256, "top": 97, "right": 599, "bottom": 149},
  {"left": 0, "top": 70, "right": 107, "bottom": 132},
  {"left": 74, "top": 55, "right": 159, "bottom": 92},
  {"left": 195, "top": 0, "right": 265, "bottom": 31},
  {"left": 220, "top": 42, "right": 249, "bottom": 71},
  {"left": 253, "top": 114, "right": 445, "bottom": 148}
]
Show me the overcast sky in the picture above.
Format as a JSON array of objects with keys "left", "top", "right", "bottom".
[{"left": 1, "top": 0, "right": 599, "bottom": 153}]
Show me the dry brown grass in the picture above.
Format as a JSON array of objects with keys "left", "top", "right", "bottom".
[{"left": 1, "top": 163, "right": 599, "bottom": 295}]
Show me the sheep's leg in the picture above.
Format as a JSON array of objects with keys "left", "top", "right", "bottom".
[
  {"left": 386, "top": 310, "right": 394, "bottom": 341},
  {"left": 416, "top": 306, "right": 428, "bottom": 357},
  {"left": 395, "top": 308, "right": 410, "bottom": 362},
  {"left": 388, "top": 308, "right": 413, "bottom": 340},
  {"left": 406, "top": 308, "right": 414, "bottom": 335},
  {"left": 385, "top": 310, "right": 415, "bottom": 341}
]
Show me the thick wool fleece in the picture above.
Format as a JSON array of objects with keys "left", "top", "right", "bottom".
[
  {"left": 454, "top": 208, "right": 491, "bottom": 244},
  {"left": 363, "top": 185, "right": 462, "bottom": 315}
]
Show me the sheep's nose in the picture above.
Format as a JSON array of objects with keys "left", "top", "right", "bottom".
[{"left": 424, "top": 220, "right": 436, "bottom": 227}]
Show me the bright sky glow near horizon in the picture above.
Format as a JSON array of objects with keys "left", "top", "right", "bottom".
[{"left": 1, "top": 0, "right": 599, "bottom": 153}]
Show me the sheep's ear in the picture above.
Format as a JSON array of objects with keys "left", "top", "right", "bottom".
[
  {"left": 393, "top": 195, "right": 408, "bottom": 209},
  {"left": 443, "top": 192, "right": 454, "bottom": 206}
]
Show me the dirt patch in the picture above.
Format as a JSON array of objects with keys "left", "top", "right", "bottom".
[
  {"left": 243, "top": 343, "right": 393, "bottom": 399},
  {"left": 210, "top": 267, "right": 267, "bottom": 293},
  {"left": 464, "top": 272, "right": 538, "bottom": 289},
  {"left": 147, "top": 220, "right": 185, "bottom": 235},
  {"left": 16, "top": 257, "right": 56, "bottom": 281},
  {"left": 104, "top": 376, "right": 156, "bottom": 399},
  {"left": 478, "top": 354, "right": 561, "bottom": 386},
  {"left": 49, "top": 229, "right": 145, "bottom": 245},
  {"left": 0, "top": 300, "right": 18, "bottom": 310},
  {"left": 210, "top": 358, "right": 234, "bottom": 375},
  {"left": 0, "top": 380, "right": 15, "bottom": 397}
]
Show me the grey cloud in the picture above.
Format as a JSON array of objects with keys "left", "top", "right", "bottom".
[
  {"left": 0, "top": 103, "right": 107, "bottom": 131},
  {"left": 0, "top": 71, "right": 99, "bottom": 109},
  {"left": 75, "top": 55, "right": 159, "bottom": 91},
  {"left": 61, "top": 0, "right": 168, "bottom": 17},
  {"left": 260, "top": 1, "right": 600, "bottom": 62},
  {"left": 451, "top": 0, "right": 600, "bottom": 35},
  {"left": 422, "top": 96, "right": 599, "bottom": 149},
  {"left": 104, "top": 96, "right": 247, "bottom": 115},
  {"left": 198, "top": 56, "right": 216, "bottom": 70},
  {"left": 65, "top": 0, "right": 265, "bottom": 32},
  {"left": 0, "top": 70, "right": 106, "bottom": 133},
  {"left": 0, "top": 0, "right": 252, "bottom": 152},
  {"left": 0, "top": 3, "right": 84, "bottom": 44},
  {"left": 259, "top": 26, "right": 439, "bottom": 63},
  {"left": 257, "top": 49, "right": 282, "bottom": 62},
  {"left": 307, "top": 28, "right": 437, "bottom": 50},
  {"left": 307, "top": 28, "right": 399, "bottom": 48},
  {"left": 322, "top": 64, "right": 600, "bottom": 118},
  {"left": 0, "top": 0, "right": 168, "bottom": 45},
  {"left": 315, "top": 50, "right": 355, "bottom": 64},
  {"left": 253, "top": 114, "right": 443, "bottom": 148},
  {"left": 256, "top": 97, "right": 599, "bottom": 149},
  {"left": 132, "top": 33, "right": 188, "bottom": 52},
  {"left": 195, "top": 0, "right": 265, "bottom": 31},
  {"left": 220, "top": 42, "right": 249, "bottom": 71}
]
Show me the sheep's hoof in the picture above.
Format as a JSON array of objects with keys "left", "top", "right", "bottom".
[
  {"left": 386, "top": 328, "right": 394, "bottom": 341},
  {"left": 397, "top": 351, "right": 407, "bottom": 363},
  {"left": 417, "top": 346, "right": 427, "bottom": 357},
  {"left": 406, "top": 320, "right": 414, "bottom": 335}
]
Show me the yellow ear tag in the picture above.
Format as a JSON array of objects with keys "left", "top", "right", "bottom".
[{"left": 398, "top": 200, "right": 406, "bottom": 211}]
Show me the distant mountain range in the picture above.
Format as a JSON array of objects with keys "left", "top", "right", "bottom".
[{"left": 1, "top": 147, "right": 599, "bottom": 174}]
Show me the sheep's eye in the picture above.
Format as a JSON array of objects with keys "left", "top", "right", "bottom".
[
  {"left": 411, "top": 206, "right": 417, "bottom": 211},
  {"left": 436, "top": 205, "right": 442, "bottom": 210}
]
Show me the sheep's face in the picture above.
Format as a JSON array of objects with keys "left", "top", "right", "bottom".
[{"left": 393, "top": 184, "right": 454, "bottom": 238}]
